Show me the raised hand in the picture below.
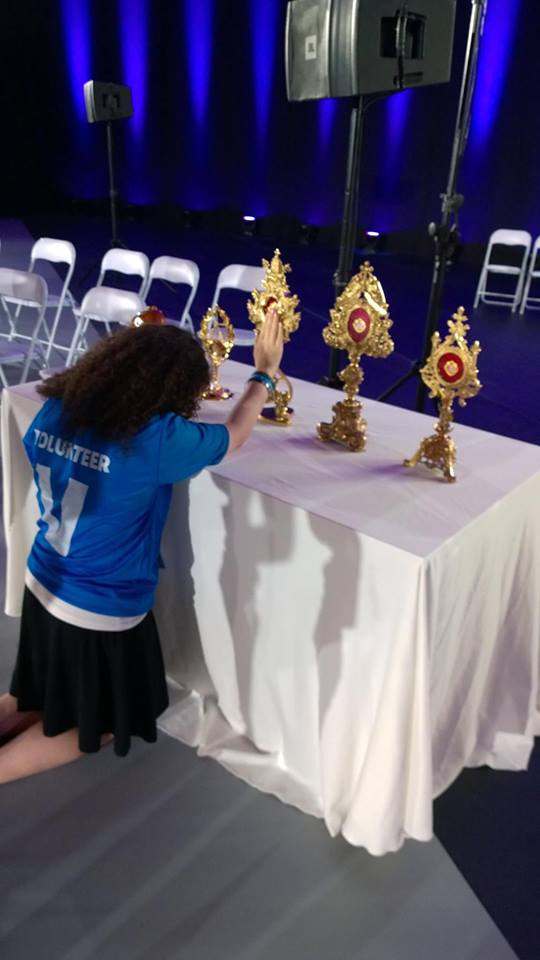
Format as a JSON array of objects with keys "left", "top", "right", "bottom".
[{"left": 253, "top": 306, "right": 284, "bottom": 378}]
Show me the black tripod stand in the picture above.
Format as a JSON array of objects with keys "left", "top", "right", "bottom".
[{"left": 378, "top": 0, "right": 488, "bottom": 411}]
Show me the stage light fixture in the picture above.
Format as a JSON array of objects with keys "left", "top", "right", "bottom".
[
  {"left": 242, "top": 214, "right": 258, "bottom": 237},
  {"left": 83, "top": 79, "right": 134, "bottom": 248},
  {"left": 361, "top": 229, "right": 383, "bottom": 253}
]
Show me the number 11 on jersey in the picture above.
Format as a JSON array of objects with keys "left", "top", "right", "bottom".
[{"left": 35, "top": 465, "right": 89, "bottom": 557}]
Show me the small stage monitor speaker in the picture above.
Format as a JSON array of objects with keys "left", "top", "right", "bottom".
[
  {"left": 285, "top": 0, "right": 457, "bottom": 101},
  {"left": 84, "top": 81, "right": 134, "bottom": 123}
]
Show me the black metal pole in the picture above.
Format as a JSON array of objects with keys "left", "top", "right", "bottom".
[
  {"left": 321, "top": 96, "right": 364, "bottom": 388},
  {"left": 415, "top": 0, "right": 487, "bottom": 410},
  {"left": 106, "top": 120, "right": 120, "bottom": 248},
  {"left": 376, "top": 0, "right": 488, "bottom": 409},
  {"left": 77, "top": 118, "right": 124, "bottom": 294}
]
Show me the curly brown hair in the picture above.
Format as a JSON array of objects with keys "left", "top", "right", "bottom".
[{"left": 38, "top": 325, "right": 210, "bottom": 440}]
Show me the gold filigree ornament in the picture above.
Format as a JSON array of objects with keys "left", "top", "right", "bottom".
[
  {"left": 247, "top": 249, "right": 301, "bottom": 424},
  {"left": 404, "top": 307, "right": 482, "bottom": 482},
  {"left": 199, "top": 305, "right": 235, "bottom": 400},
  {"left": 317, "top": 261, "right": 394, "bottom": 451},
  {"left": 271, "top": 371, "right": 294, "bottom": 426}
]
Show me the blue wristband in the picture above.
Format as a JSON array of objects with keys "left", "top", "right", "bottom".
[{"left": 248, "top": 371, "right": 275, "bottom": 396}]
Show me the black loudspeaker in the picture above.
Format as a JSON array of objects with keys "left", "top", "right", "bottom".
[
  {"left": 285, "top": 0, "right": 456, "bottom": 101},
  {"left": 83, "top": 81, "right": 134, "bottom": 123}
]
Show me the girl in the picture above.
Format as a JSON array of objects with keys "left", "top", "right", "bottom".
[{"left": 0, "top": 308, "right": 283, "bottom": 783}]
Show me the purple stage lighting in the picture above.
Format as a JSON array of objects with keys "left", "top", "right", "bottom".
[
  {"left": 379, "top": 88, "right": 414, "bottom": 227},
  {"left": 62, "top": 0, "right": 91, "bottom": 124},
  {"left": 119, "top": 0, "right": 147, "bottom": 142},
  {"left": 386, "top": 89, "right": 413, "bottom": 154},
  {"left": 185, "top": 0, "right": 214, "bottom": 129},
  {"left": 469, "top": 0, "right": 522, "bottom": 152},
  {"left": 318, "top": 99, "right": 337, "bottom": 150},
  {"left": 250, "top": 0, "right": 280, "bottom": 145}
]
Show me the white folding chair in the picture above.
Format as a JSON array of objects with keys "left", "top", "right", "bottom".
[
  {"left": 211, "top": 264, "right": 265, "bottom": 346},
  {"left": 97, "top": 248, "right": 150, "bottom": 297},
  {"left": 474, "top": 229, "right": 532, "bottom": 312},
  {"left": 26, "top": 237, "right": 78, "bottom": 363},
  {"left": 519, "top": 235, "right": 540, "bottom": 314},
  {"left": 65, "top": 248, "right": 149, "bottom": 368},
  {"left": 143, "top": 256, "right": 200, "bottom": 333},
  {"left": 0, "top": 269, "right": 48, "bottom": 385},
  {"left": 67, "top": 287, "right": 145, "bottom": 366}
]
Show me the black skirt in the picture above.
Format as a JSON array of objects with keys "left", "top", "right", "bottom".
[{"left": 10, "top": 587, "right": 169, "bottom": 757}]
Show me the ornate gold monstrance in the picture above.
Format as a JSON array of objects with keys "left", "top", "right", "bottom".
[
  {"left": 404, "top": 307, "right": 481, "bottom": 482},
  {"left": 247, "top": 248, "right": 301, "bottom": 424},
  {"left": 199, "top": 305, "right": 235, "bottom": 400},
  {"left": 317, "top": 261, "right": 394, "bottom": 451}
]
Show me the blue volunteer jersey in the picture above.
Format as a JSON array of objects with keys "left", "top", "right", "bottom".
[{"left": 24, "top": 397, "right": 229, "bottom": 617}]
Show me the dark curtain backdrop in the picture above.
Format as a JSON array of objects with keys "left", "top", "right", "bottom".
[{"left": 0, "top": 0, "right": 536, "bottom": 244}]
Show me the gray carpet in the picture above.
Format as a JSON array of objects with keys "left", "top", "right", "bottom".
[
  {"left": 0, "top": 699, "right": 518, "bottom": 960},
  {"left": 0, "top": 555, "right": 517, "bottom": 959}
]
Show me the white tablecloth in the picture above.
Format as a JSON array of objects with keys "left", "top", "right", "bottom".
[{"left": 2, "top": 361, "right": 540, "bottom": 855}]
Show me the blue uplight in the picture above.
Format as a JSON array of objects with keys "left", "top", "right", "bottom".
[
  {"left": 250, "top": 0, "right": 280, "bottom": 146},
  {"left": 185, "top": 0, "right": 214, "bottom": 129},
  {"left": 469, "top": 0, "right": 522, "bottom": 152},
  {"left": 377, "top": 88, "right": 414, "bottom": 227},
  {"left": 318, "top": 99, "right": 337, "bottom": 151},
  {"left": 386, "top": 89, "right": 413, "bottom": 157},
  {"left": 61, "top": 0, "right": 91, "bottom": 124},
  {"left": 119, "top": 0, "right": 147, "bottom": 142}
]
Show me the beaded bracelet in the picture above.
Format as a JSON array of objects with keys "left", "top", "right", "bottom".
[{"left": 247, "top": 370, "right": 275, "bottom": 397}]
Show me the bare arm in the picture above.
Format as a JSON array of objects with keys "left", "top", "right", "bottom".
[{"left": 226, "top": 308, "right": 283, "bottom": 454}]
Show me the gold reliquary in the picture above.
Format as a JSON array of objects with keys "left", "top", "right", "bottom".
[
  {"left": 247, "top": 249, "right": 301, "bottom": 425},
  {"left": 199, "top": 305, "right": 235, "bottom": 400},
  {"left": 404, "top": 307, "right": 482, "bottom": 481},
  {"left": 317, "top": 261, "right": 394, "bottom": 451}
]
